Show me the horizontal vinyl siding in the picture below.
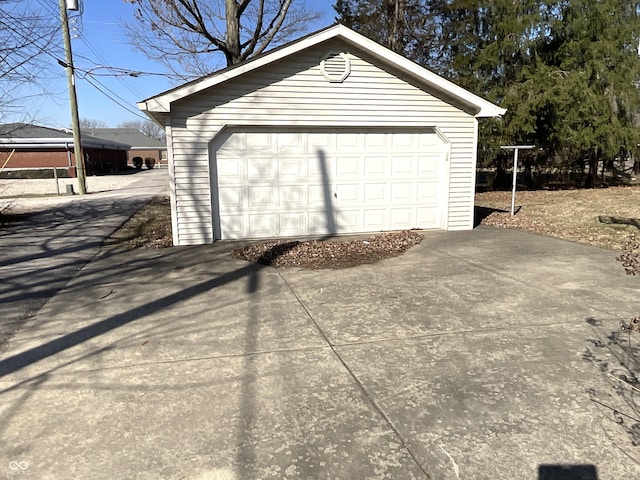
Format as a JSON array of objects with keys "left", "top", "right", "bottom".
[{"left": 170, "top": 39, "right": 479, "bottom": 243}]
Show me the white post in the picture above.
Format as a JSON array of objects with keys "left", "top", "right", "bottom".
[
  {"left": 511, "top": 148, "right": 519, "bottom": 216},
  {"left": 500, "top": 145, "right": 535, "bottom": 216},
  {"left": 53, "top": 167, "right": 60, "bottom": 196}
]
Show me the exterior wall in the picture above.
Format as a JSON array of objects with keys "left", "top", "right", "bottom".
[
  {"left": 0, "top": 149, "right": 77, "bottom": 177},
  {"left": 84, "top": 148, "right": 128, "bottom": 175},
  {"left": 127, "top": 149, "right": 168, "bottom": 167},
  {"left": 1, "top": 148, "right": 129, "bottom": 177},
  {"left": 168, "top": 39, "right": 478, "bottom": 245}
]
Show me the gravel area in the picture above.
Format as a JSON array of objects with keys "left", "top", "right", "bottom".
[
  {"left": 0, "top": 174, "right": 145, "bottom": 215},
  {"left": 0, "top": 175, "right": 141, "bottom": 197}
]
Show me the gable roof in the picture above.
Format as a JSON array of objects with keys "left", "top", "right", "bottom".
[
  {"left": 0, "top": 123, "right": 131, "bottom": 150},
  {"left": 81, "top": 128, "right": 166, "bottom": 149},
  {"left": 138, "top": 24, "right": 506, "bottom": 123}
]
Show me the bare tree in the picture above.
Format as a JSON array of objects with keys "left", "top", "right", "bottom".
[
  {"left": 80, "top": 118, "right": 108, "bottom": 129},
  {"left": 124, "top": 0, "right": 321, "bottom": 75},
  {"left": 118, "top": 119, "right": 166, "bottom": 141},
  {"left": 0, "top": 1, "right": 59, "bottom": 124}
]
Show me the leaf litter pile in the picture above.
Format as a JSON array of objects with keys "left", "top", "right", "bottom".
[{"left": 231, "top": 230, "right": 424, "bottom": 269}]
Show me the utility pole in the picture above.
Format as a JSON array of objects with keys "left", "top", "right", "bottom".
[{"left": 58, "top": 0, "right": 86, "bottom": 194}]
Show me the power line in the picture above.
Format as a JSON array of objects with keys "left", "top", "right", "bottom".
[
  {"left": 77, "top": 34, "right": 146, "bottom": 99},
  {"left": 80, "top": 74, "right": 149, "bottom": 120}
]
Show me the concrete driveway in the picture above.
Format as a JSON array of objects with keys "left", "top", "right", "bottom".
[
  {"left": 0, "top": 227, "right": 639, "bottom": 479},
  {"left": 0, "top": 169, "right": 168, "bottom": 351}
]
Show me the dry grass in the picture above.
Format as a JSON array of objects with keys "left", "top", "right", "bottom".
[
  {"left": 476, "top": 187, "right": 640, "bottom": 250},
  {"left": 104, "top": 196, "right": 172, "bottom": 251}
]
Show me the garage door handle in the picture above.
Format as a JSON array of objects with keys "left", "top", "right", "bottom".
[{"left": 334, "top": 193, "right": 337, "bottom": 198}]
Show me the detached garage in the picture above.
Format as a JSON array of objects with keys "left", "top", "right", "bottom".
[{"left": 139, "top": 25, "right": 505, "bottom": 245}]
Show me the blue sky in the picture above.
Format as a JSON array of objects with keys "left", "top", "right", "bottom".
[{"left": 29, "top": 0, "right": 336, "bottom": 129}]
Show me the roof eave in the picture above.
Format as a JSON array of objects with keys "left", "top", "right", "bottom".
[
  {"left": 0, "top": 137, "right": 131, "bottom": 150},
  {"left": 140, "top": 24, "right": 505, "bottom": 119}
]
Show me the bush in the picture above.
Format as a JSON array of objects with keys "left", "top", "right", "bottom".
[
  {"left": 144, "top": 157, "right": 156, "bottom": 169},
  {"left": 132, "top": 157, "right": 143, "bottom": 169}
]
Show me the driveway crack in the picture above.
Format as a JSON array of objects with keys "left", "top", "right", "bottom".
[{"left": 275, "top": 267, "right": 433, "bottom": 480}]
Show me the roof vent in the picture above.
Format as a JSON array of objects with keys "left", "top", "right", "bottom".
[{"left": 320, "top": 52, "right": 350, "bottom": 83}]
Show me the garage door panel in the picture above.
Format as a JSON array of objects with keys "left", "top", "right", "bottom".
[
  {"left": 391, "top": 133, "right": 415, "bottom": 149},
  {"left": 279, "top": 185, "right": 306, "bottom": 206},
  {"left": 364, "top": 156, "right": 388, "bottom": 176},
  {"left": 217, "top": 157, "right": 243, "bottom": 178},
  {"left": 308, "top": 184, "right": 332, "bottom": 208},
  {"left": 363, "top": 209, "right": 387, "bottom": 230},
  {"left": 309, "top": 211, "right": 334, "bottom": 234},
  {"left": 249, "top": 214, "right": 278, "bottom": 237},
  {"left": 417, "top": 181, "right": 440, "bottom": 204},
  {"left": 391, "top": 156, "right": 416, "bottom": 176},
  {"left": 418, "top": 155, "right": 440, "bottom": 175},
  {"left": 389, "top": 208, "right": 414, "bottom": 228},
  {"left": 247, "top": 157, "right": 275, "bottom": 179},
  {"left": 247, "top": 185, "right": 276, "bottom": 208},
  {"left": 308, "top": 155, "right": 333, "bottom": 180},
  {"left": 278, "top": 157, "right": 306, "bottom": 179},
  {"left": 277, "top": 132, "right": 304, "bottom": 150},
  {"left": 363, "top": 183, "right": 388, "bottom": 204},
  {"left": 417, "top": 207, "right": 440, "bottom": 227},
  {"left": 218, "top": 186, "right": 245, "bottom": 206},
  {"left": 220, "top": 215, "right": 245, "bottom": 238},
  {"left": 307, "top": 133, "right": 333, "bottom": 155},
  {"left": 336, "top": 209, "right": 361, "bottom": 232},
  {"left": 391, "top": 183, "right": 415, "bottom": 203},
  {"left": 335, "top": 133, "right": 361, "bottom": 151},
  {"left": 364, "top": 133, "right": 386, "bottom": 148},
  {"left": 335, "top": 183, "right": 361, "bottom": 204},
  {"left": 279, "top": 213, "right": 307, "bottom": 235},
  {"left": 214, "top": 129, "right": 446, "bottom": 239},
  {"left": 336, "top": 156, "right": 360, "bottom": 178},
  {"left": 244, "top": 132, "right": 271, "bottom": 149}
]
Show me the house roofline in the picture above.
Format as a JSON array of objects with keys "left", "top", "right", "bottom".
[
  {"left": 137, "top": 24, "right": 506, "bottom": 120},
  {"left": 0, "top": 137, "right": 131, "bottom": 150}
]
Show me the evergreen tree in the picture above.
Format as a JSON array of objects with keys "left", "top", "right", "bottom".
[
  {"left": 335, "top": 0, "right": 640, "bottom": 187},
  {"left": 334, "top": 0, "right": 435, "bottom": 59}
]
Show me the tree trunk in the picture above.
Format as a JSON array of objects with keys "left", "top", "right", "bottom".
[
  {"left": 225, "top": 0, "right": 241, "bottom": 65},
  {"left": 523, "top": 158, "right": 534, "bottom": 189},
  {"left": 585, "top": 146, "right": 599, "bottom": 188},
  {"left": 493, "top": 155, "right": 510, "bottom": 190}
]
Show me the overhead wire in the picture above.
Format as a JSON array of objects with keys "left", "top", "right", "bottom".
[
  {"left": 25, "top": 0, "right": 196, "bottom": 122},
  {"left": 80, "top": 74, "right": 149, "bottom": 120}
]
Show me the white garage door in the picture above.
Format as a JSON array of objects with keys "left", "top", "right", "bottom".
[{"left": 212, "top": 129, "right": 448, "bottom": 240}]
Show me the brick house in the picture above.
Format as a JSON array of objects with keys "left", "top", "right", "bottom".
[
  {"left": 0, "top": 123, "right": 130, "bottom": 177},
  {"left": 81, "top": 128, "right": 167, "bottom": 167}
]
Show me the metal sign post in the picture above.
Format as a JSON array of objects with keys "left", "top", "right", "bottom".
[{"left": 500, "top": 145, "right": 535, "bottom": 215}]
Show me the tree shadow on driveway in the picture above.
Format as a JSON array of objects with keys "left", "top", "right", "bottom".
[{"left": 582, "top": 317, "right": 640, "bottom": 462}]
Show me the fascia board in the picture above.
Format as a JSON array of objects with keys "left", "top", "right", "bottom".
[
  {"left": 142, "top": 26, "right": 345, "bottom": 113},
  {"left": 337, "top": 27, "right": 506, "bottom": 117},
  {"left": 140, "top": 24, "right": 506, "bottom": 119}
]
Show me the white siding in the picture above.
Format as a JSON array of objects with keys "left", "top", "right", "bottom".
[{"left": 169, "top": 39, "right": 477, "bottom": 245}]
